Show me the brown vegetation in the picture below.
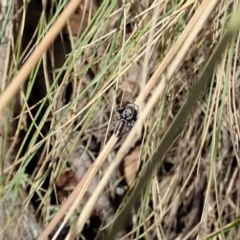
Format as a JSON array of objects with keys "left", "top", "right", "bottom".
[{"left": 1, "top": 0, "right": 240, "bottom": 239}]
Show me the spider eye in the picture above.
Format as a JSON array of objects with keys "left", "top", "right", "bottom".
[{"left": 123, "top": 108, "right": 133, "bottom": 120}]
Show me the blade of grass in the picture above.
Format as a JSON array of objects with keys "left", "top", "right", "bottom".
[
  {"left": 206, "top": 217, "right": 240, "bottom": 239},
  {"left": 0, "top": 0, "right": 14, "bottom": 42}
]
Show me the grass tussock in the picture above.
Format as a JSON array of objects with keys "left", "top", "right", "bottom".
[{"left": 0, "top": 0, "right": 240, "bottom": 239}]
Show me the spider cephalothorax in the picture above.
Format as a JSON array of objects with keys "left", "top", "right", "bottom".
[{"left": 114, "top": 102, "right": 138, "bottom": 137}]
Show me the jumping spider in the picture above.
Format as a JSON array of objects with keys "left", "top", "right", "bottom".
[{"left": 114, "top": 102, "right": 138, "bottom": 137}]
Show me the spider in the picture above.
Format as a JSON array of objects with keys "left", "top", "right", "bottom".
[{"left": 114, "top": 102, "right": 138, "bottom": 137}]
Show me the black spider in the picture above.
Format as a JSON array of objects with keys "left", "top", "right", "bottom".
[{"left": 114, "top": 102, "right": 138, "bottom": 137}]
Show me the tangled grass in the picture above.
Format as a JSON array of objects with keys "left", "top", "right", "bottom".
[{"left": 1, "top": 0, "right": 240, "bottom": 239}]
